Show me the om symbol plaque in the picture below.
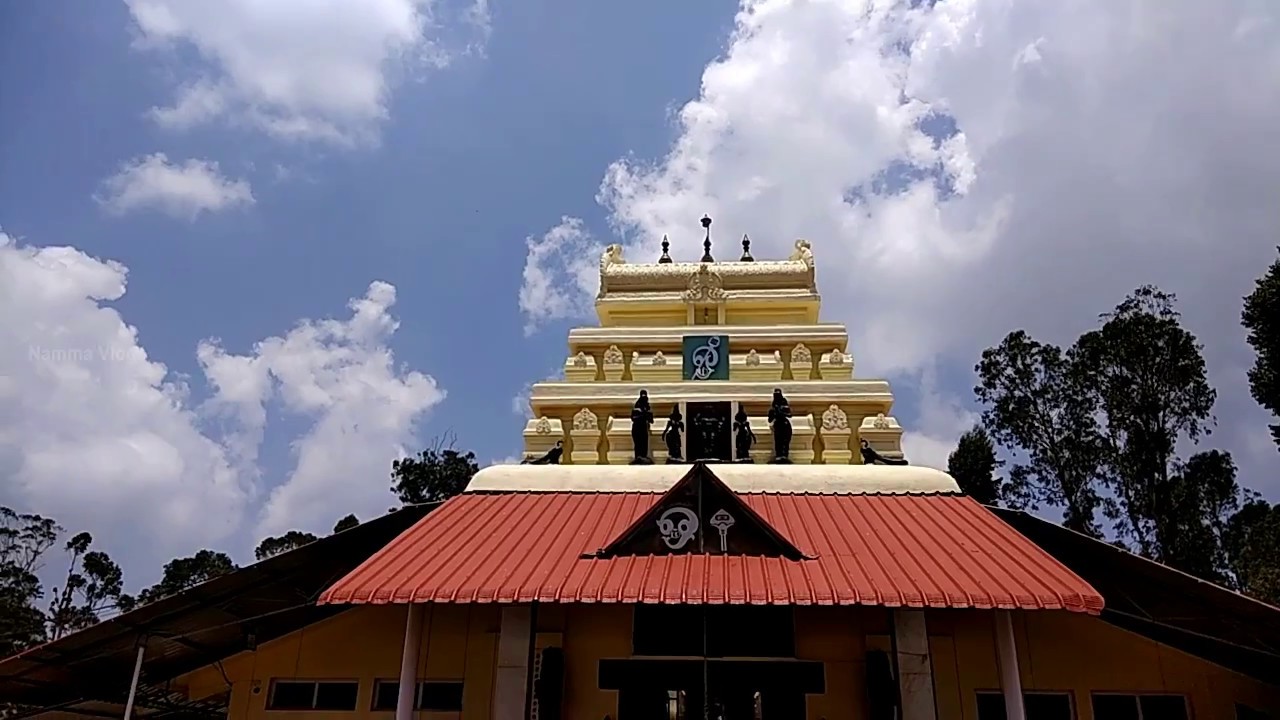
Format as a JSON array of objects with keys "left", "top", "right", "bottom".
[{"left": 682, "top": 335, "right": 729, "bottom": 381}]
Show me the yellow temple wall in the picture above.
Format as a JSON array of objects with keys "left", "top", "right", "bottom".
[{"left": 174, "top": 603, "right": 1279, "bottom": 720}]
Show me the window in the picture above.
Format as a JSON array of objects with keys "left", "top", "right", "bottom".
[
  {"left": 1092, "top": 694, "right": 1188, "bottom": 720},
  {"left": 371, "top": 680, "right": 465, "bottom": 712},
  {"left": 267, "top": 681, "right": 359, "bottom": 711},
  {"left": 976, "top": 691, "right": 1073, "bottom": 720}
]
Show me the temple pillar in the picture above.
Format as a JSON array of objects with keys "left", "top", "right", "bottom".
[
  {"left": 493, "top": 606, "right": 534, "bottom": 720},
  {"left": 396, "top": 604, "right": 425, "bottom": 720},
  {"left": 996, "top": 611, "right": 1026, "bottom": 720},
  {"left": 893, "top": 610, "right": 937, "bottom": 720}
]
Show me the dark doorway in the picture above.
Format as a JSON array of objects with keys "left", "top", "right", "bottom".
[
  {"left": 602, "top": 659, "right": 821, "bottom": 720},
  {"left": 687, "top": 402, "right": 731, "bottom": 462}
]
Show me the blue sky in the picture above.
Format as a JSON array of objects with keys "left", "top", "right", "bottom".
[
  {"left": 1, "top": 0, "right": 730, "bottom": 462},
  {"left": 2, "top": 0, "right": 1278, "bottom": 587}
]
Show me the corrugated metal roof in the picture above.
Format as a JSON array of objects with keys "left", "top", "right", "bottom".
[{"left": 319, "top": 492, "right": 1103, "bottom": 613}]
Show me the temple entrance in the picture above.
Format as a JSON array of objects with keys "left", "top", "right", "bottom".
[
  {"left": 603, "top": 660, "right": 819, "bottom": 720},
  {"left": 686, "top": 402, "right": 731, "bottom": 462},
  {"left": 607, "top": 607, "right": 818, "bottom": 720}
]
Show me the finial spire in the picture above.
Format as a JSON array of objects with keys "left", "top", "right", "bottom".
[
  {"left": 700, "top": 215, "right": 714, "bottom": 263},
  {"left": 740, "top": 234, "right": 754, "bottom": 262},
  {"left": 658, "top": 235, "right": 672, "bottom": 263}
]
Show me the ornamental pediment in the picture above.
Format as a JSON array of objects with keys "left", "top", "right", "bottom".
[{"left": 589, "top": 464, "right": 808, "bottom": 560}]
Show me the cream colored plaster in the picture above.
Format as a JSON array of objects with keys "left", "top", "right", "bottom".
[
  {"left": 568, "top": 323, "right": 850, "bottom": 352},
  {"left": 528, "top": 379, "right": 893, "bottom": 409},
  {"left": 464, "top": 463, "right": 960, "bottom": 495}
]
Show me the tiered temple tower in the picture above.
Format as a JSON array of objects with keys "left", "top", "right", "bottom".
[{"left": 519, "top": 219, "right": 909, "bottom": 466}]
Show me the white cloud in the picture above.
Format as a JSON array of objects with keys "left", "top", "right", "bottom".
[
  {"left": 125, "top": 0, "right": 489, "bottom": 146},
  {"left": 0, "top": 232, "right": 443, "bottom": 583},
  {"left": 0, "top": 232, "right": 247, "bottom": 574},
  {"left": 521, "top": 0, "right": 1280, "bottom": 495},
  {"left": 511, "top": 382, "right": 533, "bottom": 417},
  {"left": 900, "top": 369, "right": 978, "bottom": 471},
  {"left": 96, "top": 153, "right": 254, "bottom": 220},
  {"left": 198, "top": 281, "right": 445, "bottom": 538},
  {"left": 519, "top": 216, "right": 602, "bottom": 335}
]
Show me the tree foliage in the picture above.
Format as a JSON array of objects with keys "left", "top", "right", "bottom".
[
  {"left": 390, "top": 434, "right": 479, "bottom": 505},
  {"left": 1225, "top": 499, "right": 1280, "bottom": 605},
  {"left": 0, "top": 507, "right": 58, "bottom": 656},
  {"left": 0, "top": 508, "right": 132, "bottom": 656},
  {"left": 137, "top": 550, "right": 238, "bottom": 605},
  {"left": 974, "top": 330, "right": 1105, "bottom": 534},
  {"left": 333, "top": 514, "right": 359, "bottom": 533},
  {"left": 254, "top": 531, "right": 320, "bottom": 561},
  {"left": 974, "top": 285, "right": 1274, "bottom": 593},
  {"left": 1072, "top": 286, "right": 1219, "bottom": 557},
  {"left": 1242, "top": 247, "right": 1280, "bottom": 450},
  {"left": 946, "top": 426, "right": 1004, "bottom": 506},
  {"left": 47, "top": 532, "right": 133, "bottom": 640}
]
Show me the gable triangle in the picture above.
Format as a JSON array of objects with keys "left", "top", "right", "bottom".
[{"left": 589, "top": 463, "right": 810, "bottom": 560}]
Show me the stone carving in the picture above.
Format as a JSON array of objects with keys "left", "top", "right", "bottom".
[
  {"left": 533, "top": 416, "right": 554, "bottom": 435},
  {"left": 710, "top": 509, "right": 735, "bottom": 552},
  {"left": 573, "top": 351, "right": 590, "bottom": 368},
  {"left": 662, "top": 406, "right": 685, "bottom": 462},
  {"left": 657, "top": 506, "right": 699, "bottom": 550},
  {"left": 768, "top": 388, "right": 793, "bottom": 464},
  {"left": 522, "top": 440, "right": 563, "bottom": 465},
  {"left": 572, "top": 407, "right": 598, "bottom": 431},
  {"left": 630, "top": 390, "right": 654, "bottom": 464},
  {"left": 872, "top": 413, "right": 891, "bottom": 430},
  {"left": 788, "top": 239, "right": 815, "bottom": 268},
  {"left": 689, "top": 336, "right": 723, "bottom": 381},
  {"left": 828, "top": 348, "right": 847, "bottom": 366},
  {"left": 652, "top": 351, "right": 667, "bottom": 366},
  {"left": 602, "top": 259, "right": 810, "bottom": 282},
  {"left": 791, "top": 343, "right": 812, "bottom": 365},
  {"left": 603, "top": 345, "right": 624, "bottom": 366},
  {"left": 733, "top": 407, "right": 755, "bottom": 462},
  {"left": 861, "top": 439, "right": 909, "bottom": 466},
  {"left": 821, "top": 405, "right": 848, "bottom": 431},
  {"left": 745, "top": 349, "right": 761, "bottom": 366},
  {"left": 597, "top": 244, "right": 624, "bottom": 298},
  {"left": 683, "top": 264, "right": 727, "bottom": 303}
]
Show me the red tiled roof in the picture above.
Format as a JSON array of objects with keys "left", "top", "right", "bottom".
[{"left": 319, "top": 492, "right": 1103, "bottom": 613}]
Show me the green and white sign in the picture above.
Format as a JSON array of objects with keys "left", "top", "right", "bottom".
[{"left": 683, "top": 335, "right": 729, "bottom": 381}]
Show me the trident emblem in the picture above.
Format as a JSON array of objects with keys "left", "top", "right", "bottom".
[{"left": 709, "top": 509, "right": 735, "bottom": 552}]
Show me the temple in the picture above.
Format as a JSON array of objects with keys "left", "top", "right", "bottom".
[
  {"left": 520, "top": 221, "right": 904, "bottom": 468},
  {"left": 3, "top": 222, "right": 1279, "bottom": 720}
]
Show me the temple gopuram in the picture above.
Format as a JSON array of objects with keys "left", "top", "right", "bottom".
[
  {"left": 2, "top": 221, "right": 1279, "bottom": 720},
  {"left": 517, "top": 218, "right": 904, "bottom": 469}
]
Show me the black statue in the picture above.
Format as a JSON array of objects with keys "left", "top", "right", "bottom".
[
  {"left": 767, "top": 388, "right": 793, "bottom": 464},
  {"left": 661, "top": 406, "right": 684, "bottom": 463},
  {"left": 630, "top": 390, "right": 654, "bottom": 464},
  {"left": 522, "top": 440, "right": 563, "bottom": 465},
  {"left": 733, "top": 406, "right": 756, "bottom": 462},
  {"left": 860, "top": 439, "right": 908, "bottom": 466}
]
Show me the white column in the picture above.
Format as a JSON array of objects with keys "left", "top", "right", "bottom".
[
  {"left": 122, "top": 643, "right": 145, "bottom": 720},
  {"left": 397, "top": 604, "right": 426, "bottom": 720},
  {"left": 493, "top": 606, "right": 533, "bottom": 720},
  {"left": 995, "top": 611, "right": 1026, "bottom": 720},
  {"left": 893, "top": 610, "right": 937, "bottom": 720}
]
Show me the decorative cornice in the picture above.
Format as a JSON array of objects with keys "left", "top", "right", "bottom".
[
  {"left": 528, "top": 379, "right": 895, "bottom": 408},
  {"left": 568, "top": 323, "right": 849, "bottom": 350},
  {"left": 597, "top": 242, "right": 818, "bottom": 299}
]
